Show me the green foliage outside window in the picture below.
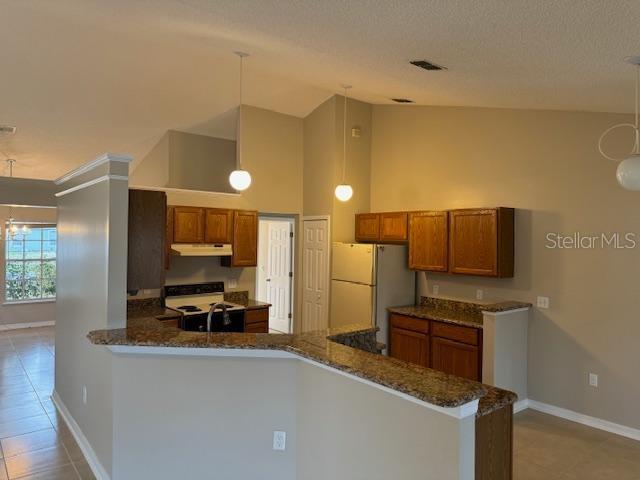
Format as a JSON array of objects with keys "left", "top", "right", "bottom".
[{"left": 5, "top": 226, "right": 56, "bottom": 301}]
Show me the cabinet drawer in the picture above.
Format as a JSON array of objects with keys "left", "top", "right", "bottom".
[
  {"left": 245, "top": 308, "right": 269, "bottom": 324},
  {"left": 432, "top": 321, "right": 479, "bottom": 346},
  {"left": 245, "top": 321, "right": 268, "bottom": 333},
  {"left": 389, "top": 314, "right": 429, "bottom": 334}
]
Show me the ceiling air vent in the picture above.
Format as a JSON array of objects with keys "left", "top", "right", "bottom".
[
  {"left": 410, "top": 60, "right": 446, "bottom": 71},
  {"left": 391, "top": 98, "right": 414, "bottom": 103},
  {"left": 0, "top": 125, "right": 17, "bottom": 135}
]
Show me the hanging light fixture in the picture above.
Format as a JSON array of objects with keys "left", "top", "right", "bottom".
[
  {"left": 5, "top": 159, "right": 21, "bottom": 238},
  {"left": 599, "top": 56, "right": 640, "bottom": 190},
  {"left": 335, "top": 85, "right": 354, "bottom": 202},
  {"left": 229, "top": 51, "right": 252, "bottom": 192}
]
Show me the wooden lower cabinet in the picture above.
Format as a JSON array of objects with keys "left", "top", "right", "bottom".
[
  {"left": 389, "top": 328, "right": 430, "bottom": 367},
  {"left": 388, "top": 314, "right": 482, "bottom": 381},
  {"left": 244, "top": 307, "right": 269, "bottom": 333},
  {"left": 431, "top": 336, "right": 480, "bottom": 381}
]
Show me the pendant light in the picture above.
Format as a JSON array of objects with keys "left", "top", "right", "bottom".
[
  {"left": 335, "top": 85, "right": 353, "bottom": 202},
  {"left": 4, "top": 159, "right": 25, "bottom": 239},
  {"left": 229, "top": 51, "right": 252, "bottom": 191},
  {"left": 599, "top": 56, "right": 640, "bottom": 190}
]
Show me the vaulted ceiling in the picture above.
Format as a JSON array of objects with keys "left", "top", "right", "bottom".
[{"left": 2, "top": 0, "right": 639, "bottom": 179}]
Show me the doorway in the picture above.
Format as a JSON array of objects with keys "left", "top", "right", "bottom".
[
  {"left": 301, "top": 216, "right": 330, "bottom": 332},
  {"left": 256, "top": 216, "right": 294, "bottom": 333}
]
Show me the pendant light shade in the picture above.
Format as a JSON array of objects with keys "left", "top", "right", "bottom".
[
  {"left": 616, "top": 154, "right": 640, "bottom": 190},
  {"left": 229, "top": 168, "right": 252, "bottom": 191},
  {"left": 335, "top": 85, "right": 353, "bottom": 202},
  {"left": 230, "top": 51, "right": 252, "bottom": 192},
  {"left": 599, "top": 57, "right": 640, "bottom": 190},
  {"left": 334, "top": 184, "right": 353, "bottom": 202}
]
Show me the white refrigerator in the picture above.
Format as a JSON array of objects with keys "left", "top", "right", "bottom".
[{"left": 330, "top": 242, "right": 416, "bottom": 351}]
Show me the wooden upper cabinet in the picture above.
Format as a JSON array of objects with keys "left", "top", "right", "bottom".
[
  {"left": 355, "top": 213, "right": 380, "bottom": 242},
  {"left": 379, "top": 212, "right": 408, "bottom": 243},
  {"left": 449, "top": 208, "right": 514, "bottom": 277},
  {"left": 205, "top": 208, "right": 233, "bottom": 244},
  {"left": 222, "top": 210, "right": 258, "bottom": 267},
  {"left": 408, "top": 211, "right": 448, "bottom": 271},
  {"left": 173, "top": 207, "right": 205, "bottom": 243},
  {"left": 128, "top": 189, "right": 166, "bottom": 291}
]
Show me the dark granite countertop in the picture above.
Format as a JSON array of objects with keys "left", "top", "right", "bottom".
[
  {"left": 388, "top": 305, "right": 484, "bottom": 329},
  {"left": 223, "top": 291, "right": 271, "bottom": 310},
  {"left": 88, "top": 316, "right": 515, "bottom": 416},
  {"left": 389, "top": 296, "right": 532, "bottom": 329}
]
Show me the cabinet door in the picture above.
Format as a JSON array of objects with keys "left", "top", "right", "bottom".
[
  {"left": 128, "top": 190, "right": 166, "bottom": 291},
  {"left": 355, "top": 214, "right": 380, "bottom": 242},
  {"left": 431, "top": 336, "right": 480, "bottom": 381},
  {"left": 228, "top": 210, "right": 258, "bottom": 267},
  {"left": 205, "top": 208, "right": 233, "bottom": 244},
  {"left": 449, "top": 208, "right": 514, "bottom": 277},
  {"left": 173, "top": 207, "right": 205, "bottom": 243},
  {"left": 408, "top": 211, "right": 448, "bottom": 271},
  {"left": 389, "top": 327, "right": 430, "bottom": 367},
  {"left": 379, "top": 212, "right": 408, "bottom": 243},
  {"left": 245, "top": 321, "right": 268, "bottom": 333}
]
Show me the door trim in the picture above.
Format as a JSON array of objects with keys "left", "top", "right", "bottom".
[
  {"left": 257, "top": 215, "right": 295, "bottom": 333},
  {"left": 301, "top": 215, "right": 331, "bottom": 331}
]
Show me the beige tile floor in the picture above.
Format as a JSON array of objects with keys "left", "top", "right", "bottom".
[
  {"left": 0, "top": 326, "right": 93, "bottom": 479},
  {"left": 514, "top": 408, "right": 640, "bottom": 479},
  {"left": 1, "top": 326, "right": 638, "bottom": 479}
]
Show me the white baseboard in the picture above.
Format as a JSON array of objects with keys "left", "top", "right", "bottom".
[
  {"left": 513, "top": 399, "right": 529, "bottom": 413},
  {"left": 51, "top": 391, "right": 111, "bottom": 480},
  {"left": 0, "top": 320, "right": 55, "bottom": 331},
  {"left": 519, "top": 398, "right": 640, "bottom": 441}
]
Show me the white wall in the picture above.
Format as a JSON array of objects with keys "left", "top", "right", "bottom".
[
  {"left": 55, "top": 157, "right": 129, "bottom": 476},
  {"left": 112, "top": 355, "right": 298, "bottom": 480},
  {"left": 103, "top": 350, "right": 474, "bottom": 480}
]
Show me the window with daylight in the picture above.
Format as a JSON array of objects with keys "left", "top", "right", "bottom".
[{"left": 4, "top": 225, "right": 57, "bottom": 302}]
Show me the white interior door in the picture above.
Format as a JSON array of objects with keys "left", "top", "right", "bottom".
[
  {"left": 257, "top": 219, "right": 292, "bottom": 333},
  {"left": 302, "top": 218, "right": 329, "bottom": 332}
]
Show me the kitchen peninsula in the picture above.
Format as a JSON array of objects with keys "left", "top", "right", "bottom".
[{"left": 88, "top": 314, "right": 516, "bottom": 479}]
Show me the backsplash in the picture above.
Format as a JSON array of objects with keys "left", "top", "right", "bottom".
[{"left": 224, "top": 290, "right": 249, "bottom": 305}]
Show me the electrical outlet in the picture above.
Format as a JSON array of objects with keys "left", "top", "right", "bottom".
[
  {"left": 537, "top": 296, "right": 550, "bottom": 309},
  {"left": 476, "top": 289, "right": 483, "bottom": 300},
  {"left": 589, "top": 373, "right": 598, "bottom": 387},
  {"left": 82, "top": 385, "right": 88, "bottom": 405},
  {"left": 228, "top": 279, "right": 238, "bottom": 289},
  {"left": 273, "top": 431, "right": 286, "bottom": 451},
  {"left": 432, "top": 284, "right": 439, "bottom": 295}
]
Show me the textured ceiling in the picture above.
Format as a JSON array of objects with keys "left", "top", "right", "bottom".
[{"left": 1, "top": 0, "right": 640, "bottom": 179}]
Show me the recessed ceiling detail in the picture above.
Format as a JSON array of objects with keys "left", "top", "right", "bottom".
[
  {"left": 391, "top": 98, "right": 415, "bottom": 103},
  {"left": 0, "top": 125, "right": 17, "bottom": 135},
  {"left": 409, "top": 60, "right": 446, "bottom": 71}
]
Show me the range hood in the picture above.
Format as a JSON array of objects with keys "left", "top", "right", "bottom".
[{"left": 170, "top": 244, "right": 233, "bottom": 257}]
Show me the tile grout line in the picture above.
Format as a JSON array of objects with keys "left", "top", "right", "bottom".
[{"left": 4, "top": 331, "right": 80, "bottom": 480}]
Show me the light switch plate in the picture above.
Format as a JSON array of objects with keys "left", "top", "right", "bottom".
[
  {"left": 273, "top": 431, "right": 286, "bottom": 451},
  {"left": 228, "top": 279, "right": 238, "bottom": 289},
  {"left": 537, "top": 296, "right": 550, "bottom": 309},
  {"left": 476, "top": 289, "right": 483, "bottom": 300},
  {"left": 432, "top": 284, "right": 439, "bottom": 295},
  {"left": 589, "top": 373, "right": 598, "bottom": 387}
]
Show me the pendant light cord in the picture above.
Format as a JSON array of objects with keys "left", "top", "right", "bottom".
[
  {"left": 598, "top": 63, "right": 640, "bottom": 161},
  {"left": 234, "top": 52, "right": 249, "bottom": 170},
  {"left": 343, "top": 87, "right": 347, "bottom": 183},
  {"left": 237, "top": 53, "right": 244, "bottom": 170}
]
